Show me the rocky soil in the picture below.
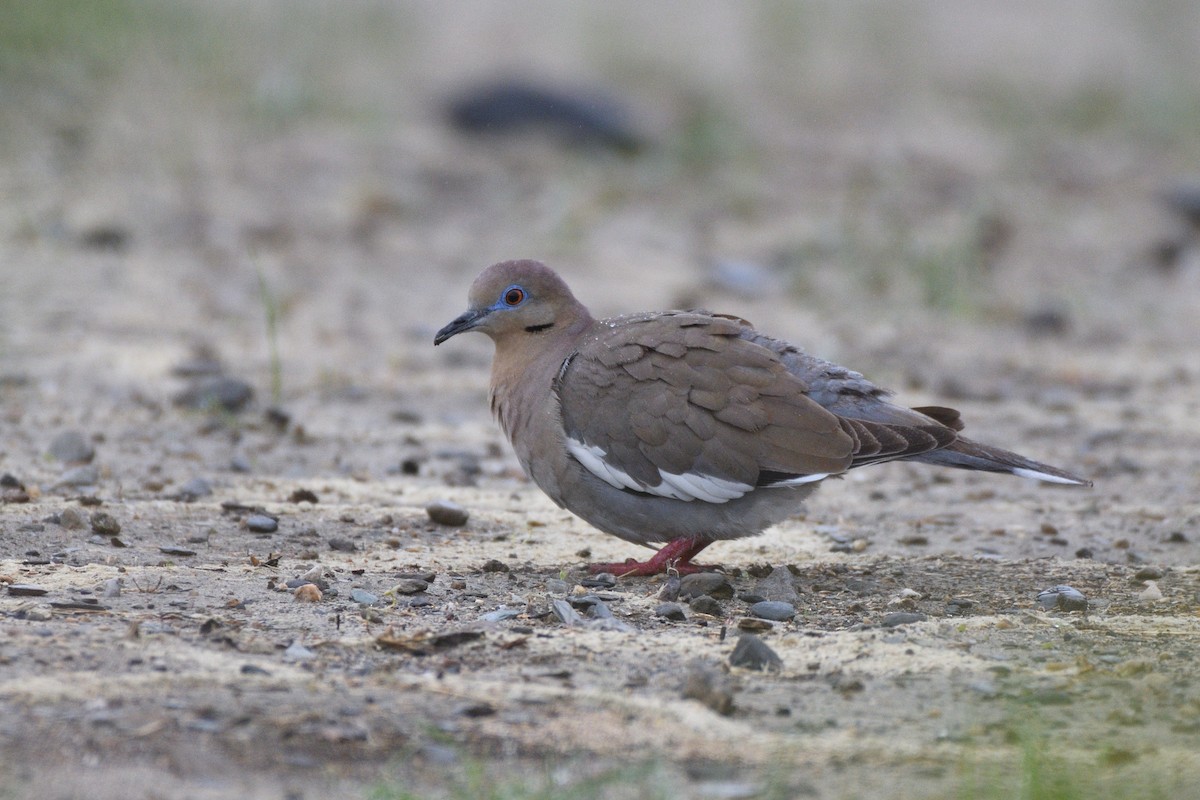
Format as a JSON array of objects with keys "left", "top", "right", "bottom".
[{"left": 2, "top": 3, "right": 1200, "bottom": 798}]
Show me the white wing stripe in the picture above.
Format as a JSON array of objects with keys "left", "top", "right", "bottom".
[
  {"left": 770, "top": 472, "right": 830, "bottom": 486},
  {"left": 566, "top": 437, "right": 754, "bottom": 504},
  {"left": 1012, "top": 467, "right": 1085, "bottom": 485}
]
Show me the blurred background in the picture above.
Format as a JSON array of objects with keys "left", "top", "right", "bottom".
[{"left": 3, "top": 0, "right": 1199, "bottom": 404}]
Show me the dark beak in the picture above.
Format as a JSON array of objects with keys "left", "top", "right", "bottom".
[{"left": 434, "top": 308, "right": 488, "bottom": 345}]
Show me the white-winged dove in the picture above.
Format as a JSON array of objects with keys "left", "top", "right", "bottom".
[{"left": 435, "top": 260, "right": 1090, "bottom": 576}]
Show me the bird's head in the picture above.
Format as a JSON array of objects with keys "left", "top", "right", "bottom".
[{"left": 434, "top": 259, "right": 588, "bottom": 347}]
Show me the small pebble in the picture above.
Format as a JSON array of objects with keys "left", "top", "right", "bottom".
[
  {"left": 389, "top": 579, "right": 429, "bottom": 595},
  {"left": 159, "top": 546, "right": 196, "bottom": 557},
  {"left": 1134, "top": 566, "right": 1164, "bottom": 581},
  {"left": 350, "top": 588, "right": 378, "bottom": 605},
  {"left": 58, "top": 465, "right": 99, "bottom": 487},
  {"left": 729, "top": 634, "right": 783, "bottom": 672},
  {"left": 657, "top": 575, "right": 681, "bottom": 602},
  {"left": 689, "top": 595, "right": 723, "bottom": 616},
  {"left": 102, "top": 578, "right": 122, "bottom": 598},
  {"left": 579, "top": 572, "right": 616, "bottom": 588},
  {"left": 229, "top": 454, "right": 252, "bottom": 473},
  {"left": 880, "top": 612, "right": 927, "bottom": 628},
  {"left": 737, "top": 618, "right": 773, "bottom": 632},
  {"left": 1138, "top": 581, "right": 1164, "bottom": 602},
  {"left": 59, "top": 507, "right": 87, "bottom": 530},
  {"left": 90, "top": 512, "right": 121, "bottom": 536},
  {"left": 328, "top": 537, "right": 357, "bottom": 552},
  {"left": 294, "top": 584, "right": 322, "bottom": 602},
  {"left": 544, "top": 578, "right": 571, "bottom": 594},
  {"left": 680, "top": 572, "right": 734, "bottom": 600},
  {"left": 48, "top": 430, "right": 95, "bottom": 464},
  {"left": 289, "top": 488, "right": 319, "bottom": 504},
  {"left": 655, "top": 602, "right": 686, "bottom": 621},
  {"left": 481, "top": 607, "right": 522, "bottom": 622},
  {"left": 176, "top": 477, "right": 213, "bottom": 502},
  {"left": 246, "top": 514, "right": 278, "bottom": 533},
  {"left": 173, "top": 376, "right": 254, "bottom": 413},
  {"left": 751, "top": 566, "right": 799, "bottom": 603},
  {"left": 1037, "top": 585, "right": 1088, "bottom": 612},
  {"left": 480, "top": 559, "right": 509, "bottom": 573},
  {"left": 283, "top": 641, "right": 316, "bottom": 662},
  {"left": 749, "top": 601, "right": 796, "bottom": 622},
  {"left": 426, "top": 499, "right": 469, "bottom": 526},
  {"left": 551, "top": 598, "right": 584, "bottom": 626}
]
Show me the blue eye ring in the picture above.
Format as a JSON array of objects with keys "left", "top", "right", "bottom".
[{"left": 502, "top": 286, "right": 526, "bottom": 306}]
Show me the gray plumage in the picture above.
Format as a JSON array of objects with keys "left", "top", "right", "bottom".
[{"left": 435, "top": 259, "right": 1090, "bottom": 576}]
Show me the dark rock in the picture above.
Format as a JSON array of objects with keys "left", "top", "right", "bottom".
[
  {"left": 729, "top": 634, "right": 783, "bottom": 672},
  {"left": 446, "top": 80, "right": 644, "bottom": 153},
  {"left": 580, "top": 572, "right": 616, "bottom": 588},
  {"left": 1024, "top": 305, "right": 1071, "bottom": 337},
  {"left": 689, "top": 595, "right": 723, "bottom": 616},
  {"left": 390, "top": 579, "right": 429, "bottom": 595},
  {"left": 551, "top": 598, "right": 584, "bottom": 626},
  {"left": 328, "top": 537, "right": 357, "bottom": 552},
  {"left": 78, "top": 225, "right": 129, "bottom": 251},
  {"left": 737, "top": 618, "right": 774, "bottom": 633},
  {"left": 655, "top": 602, "right": 686, "bottom": 621},
  {"left": 90, "top": 512, "right": 120, "bottom": 536},
  {"left": 426, "top": 499, "right": 469, "bottom": 526},
  {"left": 48, "top": 430, "right": 95, "bottom": 464},
  {"left": 1037, "top": 585, "right": 1088, "bottom": 612},
  {"left": 880, "top": 612, "right": 927, "bottom": 628},
  {"left": 58, "top": 507, "right": 87, "bottom": 530},
  {"left": 749, "top": 601, "right": 796, "bottom": 622},
  {"left": 1134, "top": 566, "right": 1165, "bottom": 581},
  {"left": 658, "top": 575, "right": 681, "bottom": 602},
  {"left": 173, "top": 377, "right": 254, "bottom": 413},
  {"left": 457, "top": 702, "right": 495, "bottom": 718},
  {"left": 481, "top": 558, "right": 509, "bottom": 573},
  {"left": 1162, "top": 183, "right": 1200, "bottom": 227},
  {"left": 680, "top": 572, "right": 733, "bottom": 600},
  {"left": 175, "top": 477, "right": 213, "bottom": 502},
  {"left": 8, "top": 584, "right": 49, "bottom": 597},
  {"left": 159, "top": 546, "right": 197, "bottom": 557},
  {"left": 751, "top": 566, "right": 799, "bottom": 603},
  {"left": 289, "top": 488, "right": 319, "bottom": 504}
]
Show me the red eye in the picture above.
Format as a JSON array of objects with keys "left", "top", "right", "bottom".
[{"left": 503, "top": 287, "right": 525, "bottom": 306}]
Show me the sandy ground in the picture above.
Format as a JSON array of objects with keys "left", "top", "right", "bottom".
[{"left": 2, "top": 3, "right": 1200, "bottom": 798}]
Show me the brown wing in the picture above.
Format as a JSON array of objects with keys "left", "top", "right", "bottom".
[{"left": 556, "top": 312, "right": 952, "bottom": 495}]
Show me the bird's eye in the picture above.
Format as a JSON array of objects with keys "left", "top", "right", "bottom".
[{"left": 503, "top": 287, "right": 525, "bottom": 306}]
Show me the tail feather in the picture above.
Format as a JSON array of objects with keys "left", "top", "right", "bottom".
[{"left": 911, "top": 436, "right": 1091, "bottom": 486}]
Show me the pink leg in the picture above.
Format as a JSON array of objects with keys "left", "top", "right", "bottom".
[{"left": 587, "top": 537, "right": 718, "bottom": 577}]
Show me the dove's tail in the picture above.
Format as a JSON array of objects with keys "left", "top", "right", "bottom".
[{"left": 911, "top": 436, "right": 1091, "bottom": 486}]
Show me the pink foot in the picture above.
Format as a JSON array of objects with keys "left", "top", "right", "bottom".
[{"left": 587, "top": 538, "right": 718, "bottom": 577}]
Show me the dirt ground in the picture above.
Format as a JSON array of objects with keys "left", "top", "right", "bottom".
[{"left": 3, "top": 3, "right": 1200, "bottom": 798}]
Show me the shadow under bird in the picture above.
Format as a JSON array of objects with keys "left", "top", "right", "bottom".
[{"left": 435, "top": 259, "right": 1091, "bottom": 577}]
